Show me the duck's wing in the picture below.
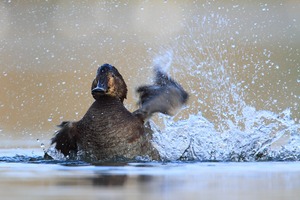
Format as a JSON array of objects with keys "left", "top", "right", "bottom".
[
  {"left": 51, "top": 121, "right": 78, "bottom": 157},
  {"left": 133, "top": 67, "right": 189, "bottom": 122}
]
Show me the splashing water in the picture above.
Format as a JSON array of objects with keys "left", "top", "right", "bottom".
[
  {"left": 153, "top": 108, "right": 300, "bottom": 162},
  {"left": 151, "top": 13, "right": 300, "bottom": 162}
]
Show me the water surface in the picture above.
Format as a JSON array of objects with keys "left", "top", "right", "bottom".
[{"left": 1, "top": 151, "right": 300, "bottom": 200}]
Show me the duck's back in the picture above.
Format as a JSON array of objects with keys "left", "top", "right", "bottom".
[{"left": 76, "top": 96, "right": 159, "bottom": 161}]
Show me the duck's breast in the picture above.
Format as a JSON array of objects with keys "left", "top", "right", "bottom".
[{"left": 77, "top": 100, "right": 152, "bottom": 160}]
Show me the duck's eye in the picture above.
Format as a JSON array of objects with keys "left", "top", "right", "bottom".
[{"left": 111, "top": 74, "right": 115, "bottom": 78}]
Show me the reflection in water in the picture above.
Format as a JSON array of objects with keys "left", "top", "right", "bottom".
[
  {"left": 91, "top": 175, "right": 127, "bottom": 186},
  {"left": 90, "top": 174, "right": 152, "bottom": 187}
]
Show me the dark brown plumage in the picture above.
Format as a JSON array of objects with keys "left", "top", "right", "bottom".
[{"left": 49, "top": 63, "right": 188, "bottom": 162}]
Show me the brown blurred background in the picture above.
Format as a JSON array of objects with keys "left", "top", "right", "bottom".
[{"left": 0, "top": 1, "right": 299, "bottom": 147}]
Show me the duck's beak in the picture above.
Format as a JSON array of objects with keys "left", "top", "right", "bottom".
[{"left": 92, "top": 79, "right": 108, "bottom": 95}]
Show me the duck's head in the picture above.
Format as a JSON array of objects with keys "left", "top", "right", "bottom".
[{"left": 91, "top": 64, "right": 127, "bottom": 102}]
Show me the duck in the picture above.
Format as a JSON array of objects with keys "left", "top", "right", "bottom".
[{"left": 48, "top": 63, "right": 188, "bottom": 161}]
